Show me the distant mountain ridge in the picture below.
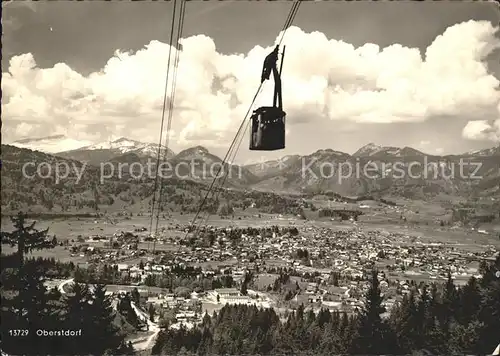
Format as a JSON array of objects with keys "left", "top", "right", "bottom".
[
  {"left": 244, "top": 143, "right": 500, "bottom": 198},
  {"left": 0, "top": 144, "right": 301, "bottom": 216},
  {"left": 1, "top": 140, "right": 499, "bottom": 214},
  {"left": 464, "top": 145, "right": 500, "bottom": 157},
  {"left": 82, "top": 137, "right": 173, "bottom": 156},
  {"left": 5, "top": 135, "right": 500, "bottom": 200},
  {"left": 353, "top": 143, "right": 426, "bottom": 158},
  {"left": 55, "top": 137, "right": 175, "bottom": 166},
  {"left": 12, "top": 135, "right": 499, "bottom": 163}
]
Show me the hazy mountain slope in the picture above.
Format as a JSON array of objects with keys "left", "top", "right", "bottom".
[
  {"left": 169, "top": 146, "right": 259, "bottom": 187},
  {"left": 250, "top": 145, "right": 500, "bottom": 199},
  {"left": 0, "top": 145, "right": 299, "bottom": 216},
  {"left": 56, "top": 137, "right": 175, "bottom": 166},
  {"left": 3, "top": 137, "right": 499, "bottom": 212},
  {"left": 353, "top": 143, "right": 426, "bottom": 158}
]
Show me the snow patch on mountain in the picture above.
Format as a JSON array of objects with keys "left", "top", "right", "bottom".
[
  {"left": 466, "top": 145, "right": 500, "bottom": 157},
  {"left": 353, "top": 143, "right": 424, "bottom": 157},
  {"left": 83, "top": 137, "right": 168, "bottom": 157},
  {"left": 353, "top": 143, "right": 385, "bottom": 157},
  {"left": 175, "top": 146, "right": 220, "bottom": 164}
]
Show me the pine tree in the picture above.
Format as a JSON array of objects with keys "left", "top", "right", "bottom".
[
  {"left": 415, "top": 285, "right": 430, "bottom": 349},
  {"left": 202, "top": 312, "right": 212, "bottom": 329},
  {"left": 87, "top": 284, "right": 125, "bottom": 355},
  {"left": 149, "top": 303, "right": 156, "bottom": 323},
  {"left": 118, "top": 294, "right": 140, "bottom": 328},
  {"left": 477, "top": 255, "right": 500, "bottom": 354},
  {"left": 478, "top": 255, "right": 500, "bottom": 288},
  {"left": 131, "top": 287, "right": 141, "bottom": 304},
  {"left": 0, "top": 212, "right": 56, "bottom": 318},
  {"left": 392, "top": 289, "right": 418, "bottom": 353},
  {"left": 62, "top": 282, "right": 91, "bottom": 353},
  {"left": 351, "top": 269, "right": 396, "bottom": 354},
  {"left": 0, "top": 215, "right": 61, "bottom": 354},
  {"left": 1, "top": 261, "right": 63, "bottom": 355},
  {"left": 240, "top": 272, "right": 253, "bottom": 296},
  {"left": 440, "top": 271, "right": 458, "bottom": 336},
  {"left": 1, "top": 212, "right": 54, "bottom": 267},
  {"left": 197, "top": 327, "right": 213, "bottom": 355},
  {"left": 457, "top": 276, "right": 481, "bottom": 325}
]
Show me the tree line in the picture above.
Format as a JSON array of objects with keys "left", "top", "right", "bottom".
[
  {"left": 1, "top": 213, "right": 135, "bottom": 355},
  {"left": 2, "top": 212, "right": 499, "bottom": 355},
  {"left": 153, "top": 261, "right": 500, "bottom": 355}
]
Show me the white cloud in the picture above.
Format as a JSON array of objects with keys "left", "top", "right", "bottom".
[
  {"left": 2, "top": 20, "right": 500, "bottom": 152},
  {"left": 462, "top": 119, "right": 500, "bottom": 142},
  {"left": 12, "top": 137, "right": 93, "bottom": 153},
  {"left": 462, "top": 102, "right": 500, "bottom": 142}
]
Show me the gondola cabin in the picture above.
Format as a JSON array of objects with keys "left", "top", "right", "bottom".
[
  {"left": 250, "top": 45, "right": 286, "bottom": 151},
  {"left": 249, "top": 106, "right": 286, "bottom": 151}
]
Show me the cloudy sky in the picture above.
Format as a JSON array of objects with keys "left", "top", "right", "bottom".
[{"left": 2, "top": 0, "right": 500, "bottom": 163}]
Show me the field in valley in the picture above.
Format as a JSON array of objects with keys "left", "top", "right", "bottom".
[{"left": 2, "top": 200, "right": 499, "bottom": 264}]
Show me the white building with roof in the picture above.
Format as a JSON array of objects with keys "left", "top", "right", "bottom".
[{"left": 207, "top": 288, "right": 272, "bottom": 307}]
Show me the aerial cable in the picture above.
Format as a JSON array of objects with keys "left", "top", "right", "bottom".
[
  {"left": 199, "top": 90, "right": 261, "bottom": 229},
  {"left": 187, "top": 81, "right": 266, "bottom": 235},
  {"left": 218, "top": 0, "right": 300, "bottom": 195},
  {"left": 185, "top": 0, "right": 302, "bottom": 240},
  {"left": 198, "top": 0, "right": 301, "bottom": 225},
  {"left": 183, "top": 84, "right": 264, "bottom": 244},
  {"left": 153, "top": 0, "right": 187, "bottom": 253},
  {"left": 278, "top": 1, "right": 300, "bottom": 45},
  {"left": 194, "top": 84, "right": 264, "bottom": 234},
  {"left": 155, "top": 0, "right": 186, "bottom": 216},
  {"left": 149, "top": 0, "right": 179, "bottom": 247},
  {"left": 191, "top": 0, "right": 301, "bottom": 237},
  {"left": 198, "top": 125, "right": 248, "bottom": 231}
]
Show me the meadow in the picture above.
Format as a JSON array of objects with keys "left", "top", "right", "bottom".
[{"left": 2, "top": 198, "right": 499, "bottom": 264}]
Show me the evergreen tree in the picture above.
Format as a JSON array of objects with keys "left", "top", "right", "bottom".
[
  {"left": 240, "top": 272, "right": 253, "bottom": 296},
  {"left": 118, "top": 294, "right": 140, "bottom": 328},
  {"left": 87, "top": 284, "right": 125, "bottom": 355},
  {"left": 1, "top": 261, "right": 63, "bottom": 355},
  {"left": 1, "top": 216, "right": 61, "bottom": 355},
  {"left": 440, "top": 271, "right": 458, "bottom": 336},
  {"left": 131, "top": 287, "right": 141, "bottom": 304},
  {"left": 0, "top": 212, "right": 54, "bottom": 267},
  {"left": 62, "top": 282, "right": 91, "bottom": 354},
  {"left": 449, "top": 320, "right": 483, "bottom": 354},
  {"left": 415, "top": 285, "right": 430, "bottom": 349},
  {"left": 149, "top": 303, "right": 156, "bottom": 323},
  {"left": 457, "top": 276, "right": 481, "bottom": 325},
  {"left": 351, "top": 269, "right": 396, "bottom": 354},
  {"left": 392, "top": 289, "right": 417, "bottom": 353},
  {"left": 477, "top": 255, "right": 500, "bottom": 354}
]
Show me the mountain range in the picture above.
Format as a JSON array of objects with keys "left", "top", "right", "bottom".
[
  {"left": 10, "top": 135, "right": 500, "bottom": 165},
  {"left": 2, "top": 135, "right": 500, "bottom": 213}
]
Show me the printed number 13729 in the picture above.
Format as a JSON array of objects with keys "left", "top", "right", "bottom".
[{"left": 9, "top": 330, "right": 29, "bottom": 336}]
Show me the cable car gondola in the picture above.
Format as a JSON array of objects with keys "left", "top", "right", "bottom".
[{"left": 250, "top": 45, "right": 286, "bottom": 151}]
